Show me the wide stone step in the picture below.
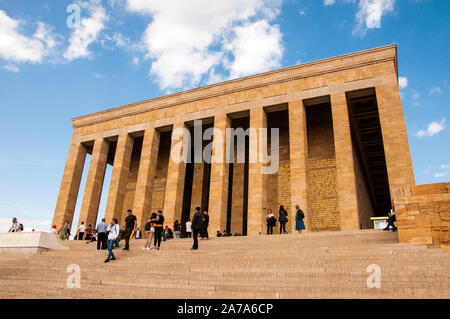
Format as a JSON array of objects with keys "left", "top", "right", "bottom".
[
  {"left": 1, "top": 281, "right": 447, "bottom": 299},
  {"left": 1, "top": 230, "right": 447, "bottom": 299}
]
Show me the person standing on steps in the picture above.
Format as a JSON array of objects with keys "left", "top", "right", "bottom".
[
  {"left": 59, "top": 221, "right": 70, "bottom": 240},
  {"left": 201, "top": 209, "right": 209, "bottom": 239},
  {"left": 105, "top": 218, "right": 119, "bottom": 263},
  {"left": 384, "top": 203, "right": 397, "bottom": 232},
  {"left": 174, "top": 220, "right": 181, "bottom": 239},
  {"left": 77, "top": 221, "right": 86, "bottom": 240},
  {"left": 191, "top": 207, "right": 203, "bottom": 250},
  {"left": 152, "top": 210, "right": 164, "bottom": 250},
  {"left": 185, "top": 218, "right": 192, "bottom": 238},
  {"left": 295, "top": 204, "right": 306, "bottom": 234},
  {"left": 96, "top": 218, "right": 108, "bottom": 250},
  {"left": 122, "top": 209, "right": 137, "bottom": 251},
  {"left": 143, "top": 213, "right": 156, "bottom": 250},
  {"left": 266, "top": 209, "right": 276, "bottom": 235},
  {"left": 279, "top": 205, "right": 288, "bottom": 234}
]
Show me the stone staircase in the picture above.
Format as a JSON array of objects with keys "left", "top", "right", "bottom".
[{"left": 0, "top": 229, "right": 448, "bottom": 299}]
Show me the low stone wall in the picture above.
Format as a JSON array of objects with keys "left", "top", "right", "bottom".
[
  {"left": 0, "top": 232, "right": 69, "bottom": 253},
  {"left": 395, "top": 183, "right": 450, "bottom": 251}
]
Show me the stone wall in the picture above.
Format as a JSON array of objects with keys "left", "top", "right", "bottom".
[
  {"left": 306, "top": 104, "right": 340, "bottom": 232},
  {"left": 396, "top": 182, "right": 450, "bottom": 251}
]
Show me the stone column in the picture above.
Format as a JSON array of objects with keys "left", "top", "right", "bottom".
[
  {"left": 247, "top": 107, "right": 268, "bottom": 235},
  {"left": 104, "top": 132, "right": 134, "bottom": 223},
  {"left": 163, "top": 122, "right": 188, "bottom": 228},
  {"left": 288, "top": 100, "right": 310, "bottom": 232},
  {"left": 133, "top": 127, "right": 161, "bottom": 232},
  {"left": 78, "top": 138, "right": 109, "bottom": 228},
  {"left": 376, "top": 74, "right": 415, "bottom": 201},
  {"left": 208, "top": 114, "right": 231, "bottom": 234},
  {"left": 52, "top": 139, "right": 87, "bottom": 230},
  {"left": 330, "top": 92, "right": 360, "bottom": 230},
  {"left": 190, "top": 163, "right": 204, "bottom": 215}
]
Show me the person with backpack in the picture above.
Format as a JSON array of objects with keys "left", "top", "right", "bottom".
[
  {"left": 278, "top": 205, "right": 288, "bottom": 234},
  {"left": 143, "top": 213, "right": 156, "bottom": 250},
  {"left": 295, "top": 204, "right": 306, "bottom": 233},
  {"left": 8, "top": 218, "right": 22, "bottom": 232}
]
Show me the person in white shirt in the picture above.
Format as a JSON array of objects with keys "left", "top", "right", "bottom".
[
  {"left": 105, "top": 218, "right": 120, "bottom": 263},
  {"left": 8, "top": 218, "right": 20, "bottom": 233},
  {"left": 77, "top": 221, "right": 86, "bottom": 240},
  {"left": 185, "top": 219, "right": 192, "bottom": 238}
]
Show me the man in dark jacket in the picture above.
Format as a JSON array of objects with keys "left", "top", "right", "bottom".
[
  {"left": 191, "top": 207, "right": 203, "bottom": 250},
  {"left": 122, "top": 209, "right": 137, "bottom": 251}
]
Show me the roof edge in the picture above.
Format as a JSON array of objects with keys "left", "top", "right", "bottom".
[{"left": 72, "top": 44, "right": 398, "bottom": 129}]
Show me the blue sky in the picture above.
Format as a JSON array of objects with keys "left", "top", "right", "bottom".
[{"left": 0, "top": 0, "right": 448, "bottom": 232}]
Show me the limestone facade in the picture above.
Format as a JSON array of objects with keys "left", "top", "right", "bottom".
[{"left": 52, "top": 45, "right": 447, "bottom": 246}]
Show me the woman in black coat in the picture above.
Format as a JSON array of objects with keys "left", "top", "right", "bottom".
[{"left": 278, "top": 205, "right": 288, "bottom": 234}]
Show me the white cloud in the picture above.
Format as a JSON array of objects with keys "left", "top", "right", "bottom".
[
  {"left": 354, "top": 0, "right": 395, "bottom": 35},
  {"left": 0, "top": 10, "right": 57, "bottom": 63},
  {"left": 223, "top": 20, "right": 282, "bottom": 79},
  {"left": 111, "top": 32, "right": 129, "bottom": 48},
  {"left": 126, "top": 0, "right": 283, "bottom": 90},
  {"left": 430, "top": 87, "right": 443, "bottom": 95},
  {"left": 324, "top": 0, "right": 395, "bottom": 36},
  {"left": 93, "top": 72, "right": 104, "bottom": 78},
  {"left": 415, "top": 118, "right": 445, "bottom": 138},
  {"left": 431, "top": 164, "right": 450, "bottom": 179},
  {"left": 64, "top": 0, "right": 109, "bottom": 61},
  {"left": 398, "top": 76, "right": 408, "bottom": 89},
  {"left": 2, "top": 64, "right": 19, "bottom": 72}
]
